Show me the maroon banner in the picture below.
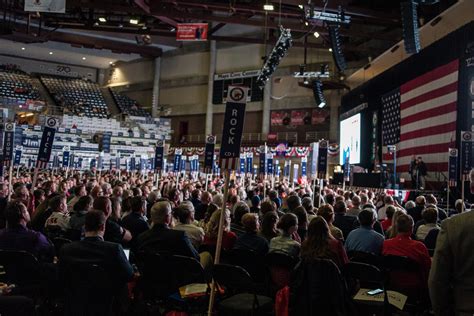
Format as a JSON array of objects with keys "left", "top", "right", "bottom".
[{"left": 176, "top": 23, "right": 208, "bottom": 41}]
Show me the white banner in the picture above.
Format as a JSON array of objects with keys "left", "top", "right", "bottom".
[{"left": 24, "top": 0, "right": 66, "bottom": 13}]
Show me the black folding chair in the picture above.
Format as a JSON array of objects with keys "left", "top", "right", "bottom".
[
  {"left": 0, "top": 250, "right": 42, "bottom": 295},
  {"left": 52, "top": 237, "right": 72, "bottom": 255},
  {"left": 226, "top": 248, "right": 267, "bottom": 284},
  {"left": 212, "top": 264, "right": 273, "bottom": 316},
  {"left": 264, "top": 251, "right": 298, "bottom": 293},
  {"left": 347, "top": 250, "right": 382, "bottom": 268}
]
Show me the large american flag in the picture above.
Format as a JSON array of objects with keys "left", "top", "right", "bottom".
[{"left": 382, "top": 59, "right": 459, "bottom": 179}]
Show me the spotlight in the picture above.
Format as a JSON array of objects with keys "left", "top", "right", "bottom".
[
  {"left": 313, "top": 31, "right": 320, "bottom": 38},
  {"left": 298, "top": 5, "right": 304, "bottom": 9},
  {"left": 93, "top": 22, "right": 99, "bottom": 27},
  {"left": 329, "top": 48, "right": 332, "bottom": 52},
  {"left": 129, "top": 18, "right": 139, "bottom": 25},
  {"left": 98, "top": 17, "right": 107, "bottom": 23},
  {"left": 305, "top": 21, "right": 309, "bottom": 26},
  {"left": 312, "top": 80, "right": 326, "bottom": 108},
  {"left": 49, "top": 51, "right": 53, "bottom": 55},
  {"left": 21, "top": 47, "right": 25, "bottom": 50},
  {"left": 82, "top": 57, "right": 86, "bottom": 60},
  {"left": 303, "top": 77, "right": 309, "bottom": 85}
]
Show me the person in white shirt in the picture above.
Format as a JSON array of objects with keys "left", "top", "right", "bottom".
[
  {"left": 173, "top": 201, "right": 204, "bottom": 250},
  {"left": 416, "top": 206, "right": 439, "bottom": 241},
  {"left": 45, "top": 194, "right": 70, "bottom": 233}
]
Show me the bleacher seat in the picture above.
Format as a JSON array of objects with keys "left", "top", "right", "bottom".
[
  {"left": 0, "top": 70, "right": 42, "bottom": 102},
  {"left": 110, "top": 88, "right": 151, "bottom": 117}
]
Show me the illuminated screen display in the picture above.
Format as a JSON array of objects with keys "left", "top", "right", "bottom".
[{"left": 340, "top": 113, "right": 361, "bottom": 164}]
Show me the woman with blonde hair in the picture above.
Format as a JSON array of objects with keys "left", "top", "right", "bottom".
[
  {"left": 386, "top": 209, "right": 407, "bottom": 239},
  {"left": 202, "top": 208, "right": 237, "bottom": 251}
]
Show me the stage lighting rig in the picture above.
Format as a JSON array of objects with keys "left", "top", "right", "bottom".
[
  {"left": 256, "top": 27, "right": 293, "bottom": 88},
  {"left": 293, "top": 63, "right": 330, "bottom": 79},
  {"left": 305, "top": 5, "right": 351, "bottom": 25}
]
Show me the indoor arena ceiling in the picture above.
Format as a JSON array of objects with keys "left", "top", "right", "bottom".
[{"left": 0, "top": 0, "right": 458, "bottom": 67}]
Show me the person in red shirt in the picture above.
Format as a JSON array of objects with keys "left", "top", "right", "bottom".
[
  {"left": 381, "top": 205, "right": 396, "bottom": 232},
  {"left": 383, "top": 213, "right": 431, "bottom": 290},
  {"left": 203, "top": 209, "right": 237, "bottom": 251}
]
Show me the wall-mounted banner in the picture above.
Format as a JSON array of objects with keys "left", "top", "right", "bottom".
[
  {"left": 24, "top": 0, "right": 65, "bottom": 13},
  {"left": 36, "top": 117, "right": 58, "bottom": 169},
  {"left": 220, "top": 86, "right": 249, "bottom": 170},
  {"left": 154, "top": 140, "right": 165, "bottom": 172},
  {"left": 62, "top": 146, "right": 70, "bottom": 168},
  {"left": 460, "top": 131, "right": 473, "bottom": 180},
  {"left": 13, "top": 146, "right": 22, "bottom": 167},
  {"left": 173, "top": 148, "right": 182, "bottom": 172},
  {"left": 2, "top": 123, "right": 15, "bottom": 167},
  {"left": 317, "top": 140, "right": 329, "bottom": 179},
  {"left": 176, "top": 23, "right": 208, "bottom": 41},
  {"left": 448, "top": 148, "right": 458, "bottom": 187},
  {"left": 204, "top": 135, "right": 216, "bottom": 173},
  {"left": 246, "top": 152, "right": 253, "bottom": 174},
  {"left": 139, "top": 157, "right": 146, "bottom": 171}
]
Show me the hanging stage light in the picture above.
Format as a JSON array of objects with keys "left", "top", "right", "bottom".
[{"left": 256, "top": 27, "right": 293, "bottom": 88}]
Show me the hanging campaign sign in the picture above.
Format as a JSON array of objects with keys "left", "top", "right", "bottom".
[
  {"left": 246, "top": 152, "right": 253, "bottom": 174},
  {"left": 275, "top": 160, "right": 281, "bottom": 177},
  {"left": 267, "top": 153, "right": 274, "bottom": 175},
  {"left": 259, "top": 145, "right": 267, "bottom": 175},
  {"left": 140, "top": 157, "right": 146, "bottom": 171},
  {"left": 97, "top": 154, "right": 104, "bottom": 170},
  {"left": 116, "top": 156, "right": 121, "bottom": 170},
  {"left": 130, "top": 157, "right": 136, "bottom": 171},
  {"left": 154, "top": 140, "right": 165, "bottom": 172},
  {"left": 181, "top": 156, "right": 187, "bottom": 173},
  {"left": 317, "top": 140, "right": 329, "bottom": 179},
  {"left": 284, "top": 160, "right": 290, "bottom": 178},
  {"left": 176, "top": 23, "right": 208, "bottom": 41},
  {"left": 2, "top": 123, "right": 15, "bottom": 167},
  {"left": 195, "top": 155, "right": 200, "bottom": 173},
  {"left": 293, "top": 164, "right": 299, "bottom": 183},
  {"left": 301, "top": 156, "right": 307, "bottom": 178},
  {"left": 460, "top": 131, "right": 473, "bottom": 180},
  {"left": 36, "top": 117, "right": 59, "bottom": 169},
  {"left": 69, "top": 153, "right": 75, "bottom": 169},
  {"left": 220, "top": 86, "right": 249, "bottom": 170},
  {"left": 102, "top": 132, "right": 112, "bottom": 153},
  {"left": 240, "top": 154, "right": 246, "bottom": 174},
  {"left": 24, "top": 0, "right": 66, "bottom": 13},
  {"left": 448, "top": 148, "right": 458, "bottom": 187},
  {"left": 204, "top": 135, "right": 216, "bottom": 173},
  {"left": 344, "top": 154, "right": 351, "bottom": 182},
  {"left": 62, "top": 146, "right": 70, "bottom": 168},
  {"left": 308, "top": 142, "right": 318, "bottom": 179},
  {"left": 13, "top": 146, "right": 22, "bottom": 167},
  {"left": 174, "top": 149, "right": 182, "bottom": 172}
]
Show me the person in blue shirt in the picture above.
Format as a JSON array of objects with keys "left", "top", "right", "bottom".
[{"left": 345, "top": 209, "right": 384, "bottom": 255}]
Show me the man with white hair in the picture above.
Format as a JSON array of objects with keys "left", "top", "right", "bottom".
[{"left": 429, "top": 169, "right": 474, "bottom": 315}]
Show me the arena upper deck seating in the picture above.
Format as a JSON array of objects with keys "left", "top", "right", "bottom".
[
  {"left": 110, "top": 88, "right": 151, "bottom": 117},
  {"left": 0, "top": 70, "right": 41, "bottom": 103},
  {"left": 41, "top": 75, "right": 109, "bottom": 118}
]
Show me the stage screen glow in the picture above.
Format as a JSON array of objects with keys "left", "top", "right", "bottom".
[{"left": 340, "top": 113, "right": 361, "bottom": 164}]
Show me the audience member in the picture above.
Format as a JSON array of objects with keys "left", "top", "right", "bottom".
[
  {"left": 345, "top": 210, "right": 385, "bottom": 255},
  {"left": 416, "top": 206, "right": 439, "bottom": 241},
  {"left": 234, "top": 213, "right": 269, "bottom": 256},
  {"left": 259, "top": 211, "right": 279, "bottom": 242},
  {"left": 270, "top": 213, "right": 300, "bottom": 257},
  {"left": 333, "top": 200, "right": 358, "bottom": 239},
  {"left": 172, "top": 201, "right": 204, "bottom": 249}
]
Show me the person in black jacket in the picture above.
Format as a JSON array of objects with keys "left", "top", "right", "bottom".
[
  {"left": 135, "top": 201, "right": 199, "bottom": 261},
  {"left": 121, "top": 196, "right": 149, "bottom": 246},
  {"left": 333, "top": 201, "right": 358, "bottom": 240},
  {"left": 60, "top": 210, "right": 133, "bottom": 284}
]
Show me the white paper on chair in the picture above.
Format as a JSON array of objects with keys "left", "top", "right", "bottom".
[{"left": 354, "top": 288, "right": 408, "bottom": 310}]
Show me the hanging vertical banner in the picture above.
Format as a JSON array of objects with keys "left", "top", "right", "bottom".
[
  {"left": 2, "top": 123, "right": 15, "bottom": 168},
  {"left": 102, "top": 132, "right": 112, "bottom": 154},
  {"left": 180, "top": 156, "right": 187, "bottom": 173},
  {"left": 259, "top": 145, "right": 267, "bottom": 175},
  {"left": 344, "top": 154, "right": 351, "bottom": 182},
  {"left": 460, "top": 131, "right": 473, "bottom": 180},
  {"left": 13, "top": 146, "right": 22, "bottom": 167},
  {"left": 97, "top": 154, "right": 104, "bottom": 171},
  {"left": 246, "top": 152, "right": 253, "bottom": 174},
  {"left": 130, "top": 157, "right": 136, "bottom": 171},
  {"left": 220, "top": 86, "right": 249, "bottom": 170},
  {"left": 36, "top": 117, "right": 59, "bottom": 169},
  {"left": 195, "top": 155, "right": 200, "bottom": 173},
  {"left": 62, "top": 146, "right": 70, "bottom": 168},
  {"left": 70, "top": 154, "right": 76, "bottom": 169},
  {"left": 174, "top": 149, "right": 182, "bottom": 172},
  {"left": 140, "top": 157, "right": 146, "bottom": 171},
  {"left": 267, "top": 153, "right": 274, "bottom": 175},
  {"left": 317, "top": 140, "right": 329, "bottom": 179},
  {"left": 204, "top": 135, "right": 216, "bottom": 173},
  {"left": 301, "top": 156, "right": 307, "bottom": 178},
  {"left": 239, "top": 154, "right": 246, "bottom": 174},
  {"left": 115, "top": 156, "right": 121, "bottom": 170},
  {"left": 308, "top": 142, "right": 319, "bottom": 179},
  {"left": 53, "top": 155, "right": 60, "bottom": 168},
  {"left": 154, "top": 140, "right": 165, "bottom": 172},
  {"left": 448, "top": 148, "right": 458, "bottom": 187}
]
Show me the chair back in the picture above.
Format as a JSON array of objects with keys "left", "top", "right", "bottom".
[
  {"left": 60, "top": 260, "right": 117, "bottom": 316},
  {"left": 226, "top": 248, "right": 266, "bottom": 283},
  {"left": 382, "top": 255, "right": 423, "bottom": 292},
  {"left": 169, "top": 255, "right": 208, "bottom": 287},
  {"left": 0, "top": 250, "right": 40, "bottom": 286},
  {"left": 212, "top": 264, "right": 255, "bottom": 295},
  {"left": 52, "top": 237, "right": 72, "bottom": 254},
  {"left": 135, "top": 251, "right": 178, "bottom": 299},
  {"left": 383, "top": 255, "right": 419, "bottom": 272},
  {"left": 347, "top": 251, "right": 381, "bottom": 267},
  {"left": 264, "top": 252, "right": 299, "bottom": 291}
]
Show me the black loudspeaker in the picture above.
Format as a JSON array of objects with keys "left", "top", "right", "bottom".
[
  {"left": 312, "top": 80, "right": 326, "bottom": 108},
  {"left": 328, "top": 24, "right": 346, "bottom": 72},
  {"left": 401, "top": 1, "right": 421, "bottom": 54}
]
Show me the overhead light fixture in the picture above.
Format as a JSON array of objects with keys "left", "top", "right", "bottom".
[
  {"left": 304, "top": 21, "right": 309, "bottom": 26},
  {"left": 49, "top": 52, "right": 53, "bottom": 55},
  {"left": 298, "top": 5, "right": 304, "bottom": 9},
  {"left": 129, "top": 18, "right": 139, "bottom": 25},
  {"left": 21, "top": 47, "right": 25, "bottom": 50},
  {"left": 313, "top": 31, "right": 320, "bottom": 38},
  {"left": 109, "top": 61, "right": 114, "bottom": 64},
  {"left": 303, "top": 77, "right": 309, "bottom": 85},
  {"left": 118, "top": 24, "right": 124, "bottom": 28},
  {"left": 93, "top": 22, "right": 99, "bottom": 27},
  {"left": 263, "top": 4, "right": 274, "bottom": 11},
  {"left": 82, "top": 57, "right": 86, "bottom": 60},
  {"left": 328, "top": 48, "right": 332, "bottom": 52},
  {"left": 98, "top": 17, "right": 107, "bottom": 23}
]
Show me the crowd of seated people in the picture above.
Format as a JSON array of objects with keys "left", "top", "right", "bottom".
[
  {"left": 110, "top": 88, "right": 151, "bottom": 117},
  {"left": 0, "top": 167, "right": 472, "bottom": 315},
  {"left": 41, "top": 76, "right": 109, "bottom": 118}
]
